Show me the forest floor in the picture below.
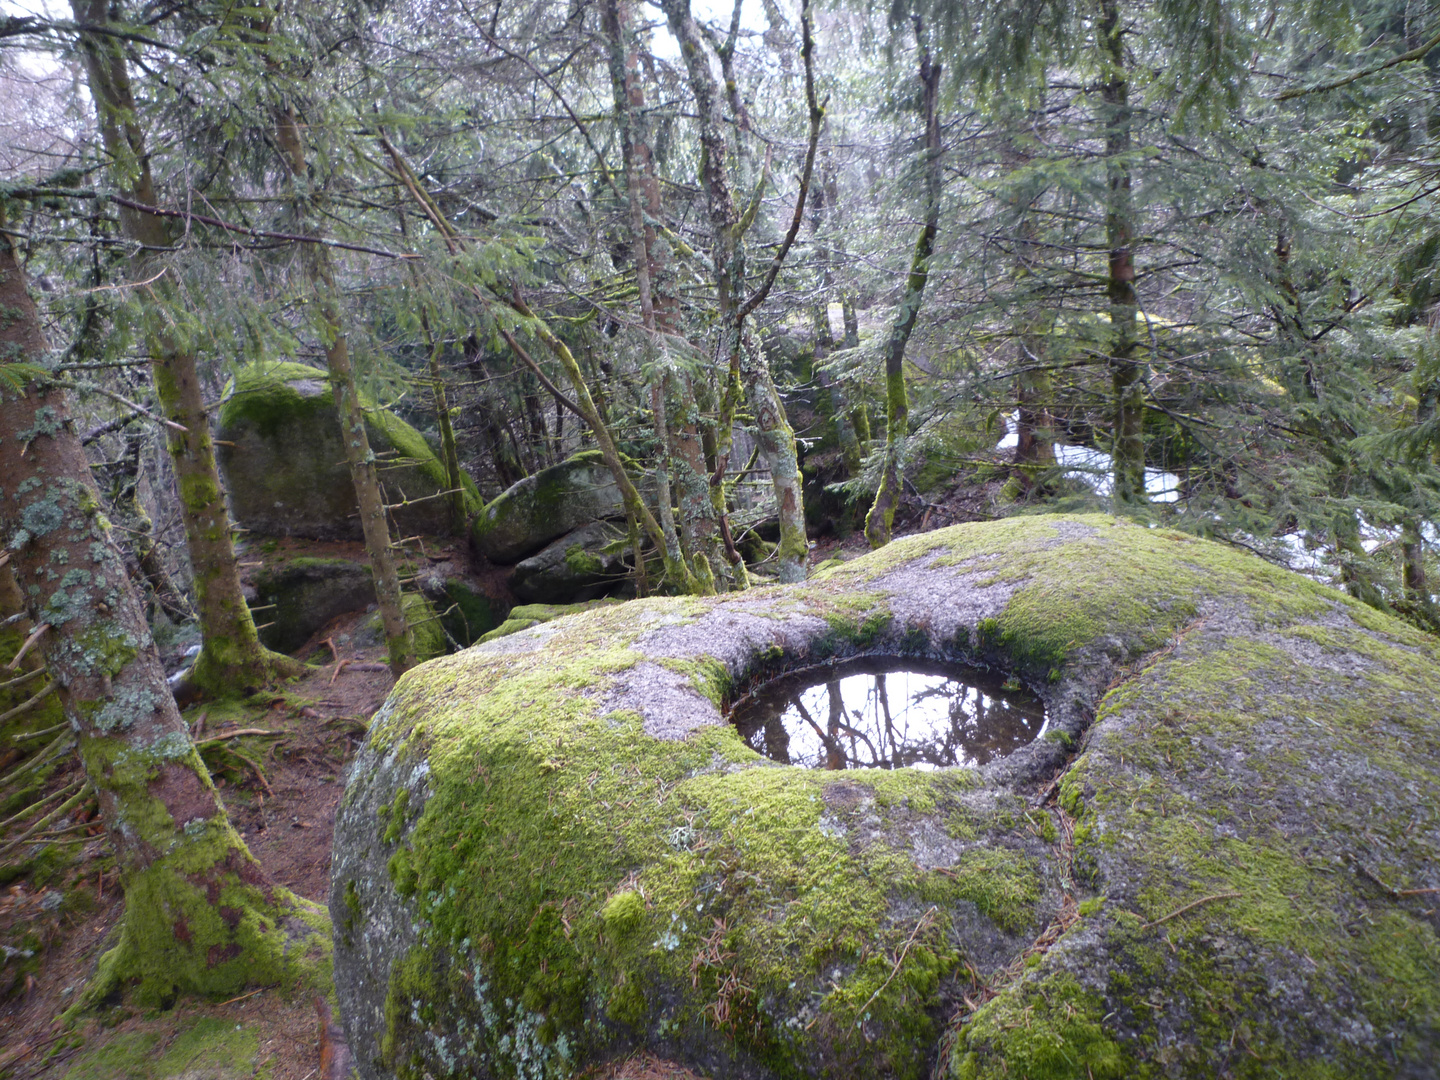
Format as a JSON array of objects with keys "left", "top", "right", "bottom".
[{"left": 0, "top": 474, "right": 998, "bottom": 1080}]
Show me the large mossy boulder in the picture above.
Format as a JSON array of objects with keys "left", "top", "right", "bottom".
[
  {"left": 217, "top": 361, "right": 481, "bottom": 540},
  {"left": 470, "top": 451, "right": 626, "bottom": 563},
  {"left": 331, "top": 515, "right": 1440, "bottom": 1079}
]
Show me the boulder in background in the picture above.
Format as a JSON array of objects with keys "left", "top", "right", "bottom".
[
  {"left": 470, "top": 451, "right": 626, "bottom": 563},
  {"left": 217, "top": 361, "right": 481, "bottom": 541},
  {"left": 508, "top": 519, "right": 630, "bottom": 603}
]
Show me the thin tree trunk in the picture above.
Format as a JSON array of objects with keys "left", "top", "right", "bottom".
[
  {"left": 810, "top": 143, "right": 862, "bottom": 478},
  {"left": 0, "top": 213, "right": 326, "bottom": 1010},
  {"left": 1274, "top": 221, "right": 1390, "bottom": 610},
  {"left": 865, "top": 26, "right": 942, "bottom": 548},
  {"left": 1401, "top": 373, "right": 1435, "bottom": 612},
  {"left": 381, "top": 131, "right": 693, "bottom": 591},
  {"left": 648, "top": 377, "right": 688, "bottom": 582},
  {"left": 1101, "top": 0, "right": 1146, "bottom": 505},
  {"left": 601, "top": 0, "right": 696, "bottom": 587},
  {"left": 120, "top": 439, "right": 195, "bottom": 625},
  {"left": 425, "top": 331, "right": 468, "bottom": 535},
  {"left": 71, "top": 0, "right": 297, "bottom": 693},
  {"left": 1003, "top": 108, "right": 1057, "bottom": 481},
  {"left": 661, "top": 0, "right": 815, "bottom": 582},
  {"left": 497, "top": 300, "right": 687, "bottom": 586},
  {"left": 397, "top": 210, "right": 466, "bottom": 535},
  {"left": 275, "top": 109, "right": 416, "bottom": 677}
]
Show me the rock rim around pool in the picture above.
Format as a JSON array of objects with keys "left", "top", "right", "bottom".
[
  {"left": 331, "top": 515, "right": 1440, "bottom": 1079},
  {"left": 216, "top": 360, "right": 482, "bottom": 540}
]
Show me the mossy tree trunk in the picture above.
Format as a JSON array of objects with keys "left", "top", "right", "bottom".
[
  {"left": 0, "top": 219, "right": 327, "bottom": 1010},
  {"left": 71, "top": 0, "right": 299, "bottom": 694},
  {"left": 275, "top": 109, "right": 416, "bottom": 678},
  {"left": 1401, "top": 374, "right": 1435, "bottom": 612},
  {"left": 601, "top": 0, "right": 691, "bottom": 587},
  {"left": 1100, "top": 0, "right": 1147, "bottom": 506},
  {"left": 660, "top": 0, "right": 815, "bottom": 584},
  {"left": 865, "top": 27, "right": 941, "bottom": 549}
]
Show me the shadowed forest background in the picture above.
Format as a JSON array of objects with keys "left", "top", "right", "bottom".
[{"left": 0, "top": 0, "right": 1437, "bottom": 1075}]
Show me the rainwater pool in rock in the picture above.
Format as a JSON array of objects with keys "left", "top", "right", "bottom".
[{"left": 730, "top": 658, "right": 1046, "bottom": 770}]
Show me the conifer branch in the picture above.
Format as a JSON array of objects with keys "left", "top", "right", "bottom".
[{"left": 1277, "top": 29, "right": 1440, "bottom": 99}]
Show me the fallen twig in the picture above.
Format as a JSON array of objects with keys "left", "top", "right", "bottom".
[
  {"left": 193, "top": 728, "right": 282, "bottom": 746},
  {"left": 0, "top": 682, "right": 56, "bottom": 728},
  {"left": 854, "top": 906, "right": 938, "bottom": 1021},
  {"left": 217, "top": 987, "right": 265, "bottom": 1007},
  {"left": 1356, "top": 862, "right": 1440, "bottom": 898},
  {"left": 1142, "top": 891, "right": 1240, "bottom": 929},
  {"left": 6, "top": 623, "right": 49, "bottom": 670}
]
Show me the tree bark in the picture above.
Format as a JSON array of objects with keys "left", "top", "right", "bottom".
[
  {"left": 865, "top": 27, "right": 942, "bottom": 548},
  {"left": 810, "top": 143, "right": 862, "bottom": 478},
  {"left": 660, "top": 0, "right": 811, "bottom": 582},
  {"left": 1400, "top": 370, "right": 1435, "bottom": 615},
  {"left": 275, "top": 108, "right": 416, "bottom": 677},
  {"left": 71, "top": 0, "right": 298, "bottom": 694},
  {"left": 1100, "top": 0, "right": 1146, "bottom": 505},
  {"left": 398, "top": 224, "right": 466, "bottom": 536},
  {"left": 601, "top": 0, "right": 694, "bottom": 588},
  {"left": 0, "top": 214, "right": 325, "bottom": 1010},
  {"left": 1001, "top": 105, "right": 1057, "bottom": 482}
]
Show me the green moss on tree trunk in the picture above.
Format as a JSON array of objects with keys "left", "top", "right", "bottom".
[{"left": 0, "top": 226, "right": 331, "bottom": 1015}]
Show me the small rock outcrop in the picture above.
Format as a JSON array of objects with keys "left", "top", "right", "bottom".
[
  {"left": 250, "top": 556, "right": 450, "bottom": 660},
  {"left": 474, "top": 598, "right": 622, "bottom": 644},
  {"left": 508, "top": 520, "right": 630, "bottom": 603},
  {"left": 332, "top": 515, "right": 1440, "bottom": 1079},
  {"left": 470, "top": 451, "right": 626, "bottom": 563},
  {"left": 216, "top": 361, "right": 481, "bottom": 540},
  {"left": 251, "top": 557, "right": 375, "bottom": 653}
]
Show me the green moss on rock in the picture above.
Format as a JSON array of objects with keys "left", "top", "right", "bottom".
[
  {"left": 332, "top": 515, "right": 1440, "bottom": 1080},
  {"left": 216, "top": 361, "right": 480, "bottom": 541}
]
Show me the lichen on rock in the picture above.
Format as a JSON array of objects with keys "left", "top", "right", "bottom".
[{"left": 331, "top": 515, "right": 1440, "bottom": 1079}]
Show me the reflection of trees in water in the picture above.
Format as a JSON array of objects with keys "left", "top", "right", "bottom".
[{"left": 736, "top": 663, "right": 1045, "bottom": 770}]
